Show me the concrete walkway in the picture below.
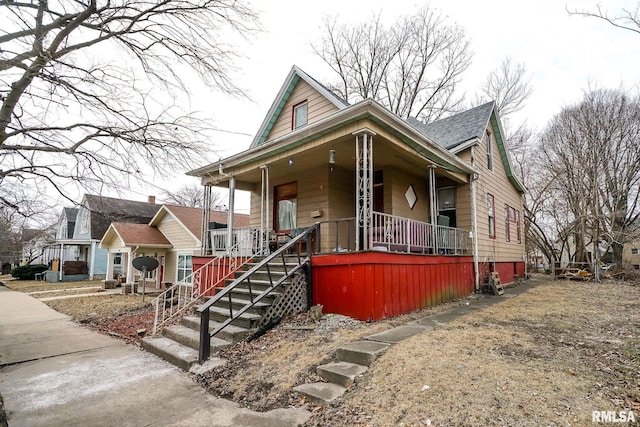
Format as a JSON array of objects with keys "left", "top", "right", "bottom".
[{"left": 0, "top": 285, "right": 310, "bottom": 427}]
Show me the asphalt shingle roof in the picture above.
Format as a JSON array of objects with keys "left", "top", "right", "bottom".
[
  {"left": 85, "top": 195, "right": 160, "bottom": 240},
  {"left": 111, "top": 223, "right": 171, "bottom": 246},
  {"left": 408, "top": 101, "right": 495, "bottom": 150}
]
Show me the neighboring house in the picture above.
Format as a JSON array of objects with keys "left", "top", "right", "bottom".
[
  {"left": 21, "top": 226, "right": 56, "bottom": 265},
  {"left": 99, "top": 205, "right": 249, "bottom": 287},
  {"left": 622, "top": 241, "right": 640, "bottom": 269},
  {"left": 187, "top": 65, "right": 526, "bottom": 321},
  {"left": 49, "top": 195, "right": 160, "bottom": 281}
]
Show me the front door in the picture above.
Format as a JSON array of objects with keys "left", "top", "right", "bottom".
[{"left": 274, "top": 182, "right": 297, "bottom": 233}]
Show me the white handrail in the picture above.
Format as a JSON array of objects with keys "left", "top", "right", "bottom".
[{"left": 152, "top": 228, "right": 260, "bottom": 335}]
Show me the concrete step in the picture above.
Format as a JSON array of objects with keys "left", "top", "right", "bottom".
[
  {"left": 293, "top": 382, "right": 346, "bottom": 406},
  {"left": 316, "top": 361, "right": 368, "bottom": 388},
  {"left": 162, "top": 324, "right": 231, "bottom": 353},
  {"left": 364, "top": 325, "right": 426, "bottom": 344},
  {"left": 335, "top": 341, "right": 391, "bottom": 367},
  {"left": 208, "top": 305, "right": 261, "bottom": 329},
  {"left": 210, "top": 296, "right": 270, "bottom": 316},
  {"left": 181, "top": 316, "right": 253, "bottom": 343},
  {"left": 140, "top": 336, "right": 199, "bottom": 371},
  {"left": 227, "top": 286, "right": 282, "bottom": 303}
]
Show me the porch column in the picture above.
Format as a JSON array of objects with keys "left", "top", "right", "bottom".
[
  {"left": 126, "top": 249, "right": 134, "bottom": 283},
  {"left": 59, "top": 242, "right": 64, "bottom": 281},
  {"left": 201, "top": 184, "right": 212, "bottom": 255},
  {"left": 354, "top": 128, "right": 376, "bottom": 250},
  {"left": 226, "top": 176, "right": 236, "bottom": 251},
  {"left": 106, "top": 252, "right": 114, "bottom": 280},
  {"left": 428, "top": 166, "right": 438, "bottom": 253},
  {"left": 89, "top": 240, "right": 97, "bottom": 280},
  {"left": 260, "top": 165, "right": 270, "bottom": 253}
]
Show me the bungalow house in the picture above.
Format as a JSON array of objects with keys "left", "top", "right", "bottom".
[
  {"left": 185, "top": 65, "right": 526, "bottom": 324},
  {"left": 48, "top": 195, "right": 160, "bottom": 281},
  {"left": 99, "top": 204, "right": 249, "bottom": 287}
]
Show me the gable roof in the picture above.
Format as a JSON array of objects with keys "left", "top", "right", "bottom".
[
  {"left": 250, "top": 65, "right": 349, "bottom": 148},
  {"left": 83, "top": 194, "right": 160, "bottom": 240},
  {"left": 106, "top": 223, "right": 171, "bottom": 247},
  {"left": 408, "top": 102, "right": 525, "bottom": 194},
  {"left": 407, "top": 101, "right": 495, "bottom": 151},
  {"left": 149, "top": 205, "right": 251, "bottom": 243}
]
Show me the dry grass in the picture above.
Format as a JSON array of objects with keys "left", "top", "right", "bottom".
[
  {"left": 1, "top": 277, "right": 102, "bottom": 293},
  {"left": 318, "top": 279, "right": 640, "bottom": 426},
  {"left": 44, "top": 294, "right": 152, "bottom": 323}
]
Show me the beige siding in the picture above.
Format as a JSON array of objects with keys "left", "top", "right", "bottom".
[
  {"left": 264, "top": 80, "right": 340, "bottom": 142},
  {"left": 386, "top": 166, "right": 429, "bottom": 221},
  {"left": 461, "top": 127, "right": 525, "bottom": 263},
  {"left": 622, "top": 240, "right": 640, "bottom": 267},
  {"left": 157, "top": 215, "right": 199, "bottom": 250}
]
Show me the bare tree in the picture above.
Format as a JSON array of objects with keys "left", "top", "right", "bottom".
[
  {"left": 0, "top": 0, "right": 259, "bottom": 216},
  {"left": 568, "top": 3, "right": 640, "bottom": 35},
  {"left": 313, "top": 6, "right": 472, "bottom": 122},
  {"left": 539, "top": 88, "right": 640, "bottom": 269},
  {"left": 476, "top": 57, "right": 533, "bottom": 119},
  {"left": 160, "top": 184, "right": 225, "bottom": 209}
]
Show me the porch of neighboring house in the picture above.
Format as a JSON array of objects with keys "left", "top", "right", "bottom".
[{"left": 44, "top": 240, "right": 95, "bottom": 282}]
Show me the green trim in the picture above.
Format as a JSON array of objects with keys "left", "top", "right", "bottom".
[
  {"left": 490, "top": 112, "right": 525, "bottom": 193},
  {"left": 255, "top": 75, "right": 300, "bottom": 147}
]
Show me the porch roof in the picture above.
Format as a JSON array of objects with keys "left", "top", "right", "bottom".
[
  {"left": 188, "top": 99, "right": 477, "bottom": 183},
  {"left": 100, "top": 223, "right": 172, "bottom": 249}
]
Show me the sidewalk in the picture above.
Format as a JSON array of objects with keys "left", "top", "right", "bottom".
[{"left": 0, "top": 285, "right": 310, "bottom": 427}]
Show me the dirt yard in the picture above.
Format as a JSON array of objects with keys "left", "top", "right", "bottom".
[{"left": 193, "top": 277, "right": 640, "bottom": 426}]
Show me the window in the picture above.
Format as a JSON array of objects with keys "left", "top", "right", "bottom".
[
  {"left": 437, "top": 186, "right": 457, "bottom": 228},
  {"left": 632, "top": 248, "right": 639, "bottom": 255},
  {"left": 114, "top": 253, "right": 122, "bottom": 265},
  {"left": 177, "top": 254, "right": 193, "bottom": 283},
  {"left": 274, "top": 182, "right": 297, "bottom": 232},
  {"left": 292, "top": 100, "right": 308, "bottom": 129},
  {"left": 80, "top": 210, "right": 89, "bottom": 234},
  {"left": 505, "top": 205, "right": 520, "bottom": 243},
  {"left": 487, "top": 193, "right": 495, "bottom": 238},
  {"left": 486, "top": 130, "right": 493, "bottom": 171},
  {"left": 505, "top": 205, "right": 510, "bottom": 242}
]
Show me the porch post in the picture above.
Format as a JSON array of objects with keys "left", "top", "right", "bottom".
[
  {"left": 126, "top": 249, "right": 134, "bottom": 283},
  {"left": 226, "top": 176, "right": 236, "bottom": 250},
  {"left": 260, "top": 165, "right": 270, "bottom": 253},
  {"left": 89, "top": 240, "right": 97, "bottom": 280},
  {"left": 354, "top": 128, "right": 376, "bottom": 250},
  {"left": 428, "top": 166, "right": 438, "bottom": 253},
  {"left": 59, "top": 242, "right": 64, "bottom": 281},
  {"left": 201, "top": 184, "right": 212, "bottom": 255},
  {"left": 106, "top": 251, "right": 114, "bottom": 280}
]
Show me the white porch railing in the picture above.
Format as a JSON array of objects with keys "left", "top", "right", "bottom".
[
  {"left": 207, "top": 226, "right": 262, "bottom": 256},
  {"left": 152, "top": 228, "right": 261, "bottom": 335},
  {"left": 370, "top": 212, "right": 468, "bottom": 255}
]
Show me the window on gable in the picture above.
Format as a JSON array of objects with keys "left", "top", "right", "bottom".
[
  {"left": 486, "top": 130, "right": 494, "bottom": 171},
  {"left": 487, "top": 193, "right": 495, "bottom": 238},
  {"left": 292, "top": 100, "right": 308, "bottom": 129},
  {"left": 632, "top": 248, "right": 639, "bottom": 255}
]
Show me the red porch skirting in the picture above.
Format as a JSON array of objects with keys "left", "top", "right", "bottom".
[
  {"left": 479, "top": 261, "right": 526, "bottom": 285},
  {"left": 311, "top": 252, "right": 475, "bottom": 322}
]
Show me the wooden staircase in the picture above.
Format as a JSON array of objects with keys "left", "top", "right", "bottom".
[{"left": 141, "top": 256, "right": 307, "bottom": 371}]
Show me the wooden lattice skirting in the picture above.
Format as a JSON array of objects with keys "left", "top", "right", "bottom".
[{"left": 258, "top": 271, "right": 308, "bottom": 327}]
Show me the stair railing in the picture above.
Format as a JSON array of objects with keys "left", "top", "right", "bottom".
[
  {"left": 152, "top": 228, "right": 260, "bottom": 335},
  {"left": 197, "top": 224, "right": 319, "bottom": 362}
]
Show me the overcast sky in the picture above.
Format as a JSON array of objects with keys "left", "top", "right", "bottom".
[{"left": 128, "top": 0, "right": 639, "bottom": 209}]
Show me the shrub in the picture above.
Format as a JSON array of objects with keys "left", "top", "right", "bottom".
[{"left": 11, "top": 264, "right": 48, "bottom": 280}]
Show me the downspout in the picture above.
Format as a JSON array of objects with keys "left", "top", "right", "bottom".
[{"left": 471, "top": 173, "right": 480, "bottom": 291}]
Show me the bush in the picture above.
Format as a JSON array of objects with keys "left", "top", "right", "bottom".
[{"left": 11, "top": 264, "right": 48, "bottom": 280}]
